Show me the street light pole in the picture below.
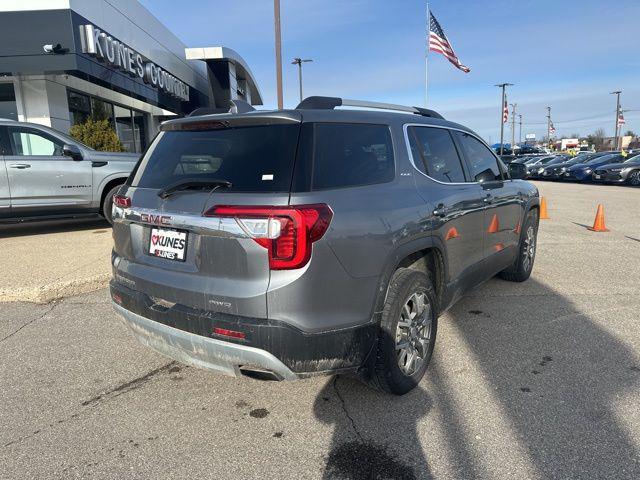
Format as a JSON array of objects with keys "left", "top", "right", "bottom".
[
  {"left": 546, "top": 106, "right": 551, "bottom": 150},
  {"left": 518, "top": 114, "right": 523, "bottom": 145},
  {"left": 291, "top": 58, "right": 313, "bottom": 103},
  {"left": 273, "top": 0, "right": 283, "bottom": 109},
  {"left": 610, "top": 90, "right": 622, "bottom": 150},
  {"left": 495, "top": 83, "right": 513, "bottom": 155},
  {"left": 510, "top": 103, "right": 517, "bottom": 151}
]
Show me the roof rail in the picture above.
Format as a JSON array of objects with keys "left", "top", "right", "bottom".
[{"left": 295, "top": 96, "right": 444, "bottom": 120}]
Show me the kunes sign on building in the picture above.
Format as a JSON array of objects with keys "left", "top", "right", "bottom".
[{"left": 79, "top": 24, "right": 189, "bottom": 101}]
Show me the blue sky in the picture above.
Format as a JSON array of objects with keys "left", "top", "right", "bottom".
[{"left": 140, "top": 0, "right": 639, "bottom": 142}]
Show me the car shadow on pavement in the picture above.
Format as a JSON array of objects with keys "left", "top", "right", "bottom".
[
  {"left": 313, "top": 339, "right": 481, "bottom": 479},
  {"left": 314, "top": 277, "right": 639, "bottom": 479},
  {"left": 0, "top": 218, "right": 109, "bottom": 238},
  {"left": 447, "top": 277, "right": 640, "bottom": 479},
  {"left": 314, "top": 373, "right": 434, "bottom": 480}
]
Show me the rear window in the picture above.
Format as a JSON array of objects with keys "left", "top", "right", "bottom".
[
  {"left": 130, "top": 124, "right": 300, "bottom": 192},
  {"left": 309, "top": 123, "right": 394, "bottom": 190}
]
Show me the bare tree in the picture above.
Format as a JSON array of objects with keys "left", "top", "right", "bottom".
[{"left": 586, "top": 128, "right": 606, "bottom": 151}]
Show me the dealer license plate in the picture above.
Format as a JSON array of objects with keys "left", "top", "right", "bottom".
[
  {"left": 594, "top": 174, "right": 601, "bottom": 179},
  {"left": 149, "top": 228, "right": 187, "bottom": 261}
]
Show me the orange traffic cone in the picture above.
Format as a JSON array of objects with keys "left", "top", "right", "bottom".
[
  {"left": 540, "top": 197, "right": 549, "bottom": 219},
  {"left": 487, "top": 214, "right": 500, "bottom": 233},
  {"left": 588, "top": 204, "right": 609, "bottom": 232}
]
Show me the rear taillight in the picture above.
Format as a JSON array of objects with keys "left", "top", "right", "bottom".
[
  {"left": 205, "top": 204, "right": 333, "bottom": 270},
  {"left": 113, "top": 194, "right": 131, "bottom": 208}
]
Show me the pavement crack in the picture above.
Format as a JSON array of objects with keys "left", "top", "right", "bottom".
[
  {"left": 0, "top": 302, "right": 58, "bottom": 344},
  {"left": 333, "top": 376, "right": 364, "bottom": 443},
  {"left": 81, "top": 361, "right": 177, "bottom": 407}
]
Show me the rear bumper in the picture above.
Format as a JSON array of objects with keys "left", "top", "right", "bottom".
[
  {"left": 112, "top": 301, "right": 298, "bottom": 380},
  {"left": 110, "top": 280, "right": 376, "bottom": 378}
]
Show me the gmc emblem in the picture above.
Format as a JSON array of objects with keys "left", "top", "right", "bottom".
[{"left": 140, "top": 213, "right": 171, "bottom": 226}]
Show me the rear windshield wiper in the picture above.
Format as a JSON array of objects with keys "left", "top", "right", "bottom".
[{"left": 158, "top": 179, "right": 232, "bottom": 199}]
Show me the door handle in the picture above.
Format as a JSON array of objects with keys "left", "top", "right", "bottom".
[
  {"left": 9, "top": 163, "right": 31, "bottom": 169},
  {"left": 432, "top": 203, "right": 447, "bottom": 217}
]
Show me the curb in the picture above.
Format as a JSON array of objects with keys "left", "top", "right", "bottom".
[{"left": 0, "top": 273, "right": 111, "bottom": 304}]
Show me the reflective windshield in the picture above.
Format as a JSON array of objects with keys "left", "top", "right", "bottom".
[
  {"left": 585, "top": 154, "right": 617, "bottom": 165},
  {"left": 623, "top": 154, "right": 640, "bottom": 163}
]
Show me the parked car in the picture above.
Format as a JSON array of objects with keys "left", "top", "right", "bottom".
[
  {"left": 538, "top": 154, "right": 594, "bottom": 180},
  {"left": 109, "top": 97, "right": 540, "bottom": 395},
  {"left": 515, "top": 145, "right": 544, "bottom": 155},
  {"left": 563, "top": 153, "right": 625, "bottom": 182},
  {"left": 528, "top": 155, "right": 566, "bottom": 179},
  {"left": 0, "top": 119, "right": 139, "bottom": 224},
  {"left": 537, "top": 155, "right": 572, "bottom": 179},
  {"left": 592, "top": 154, "right": 640, "bottom": 185}
]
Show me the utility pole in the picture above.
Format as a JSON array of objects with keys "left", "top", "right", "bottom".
[
  {"left": 518, "top": 114, "right": 523, "bottom": 145},
  {"left": 291, "top": 58, "right": 312, "bottom": 103},
  {"left": 273, "top": 0, "right": 283, "bottom": 109},
  {"left": 495, "top": 83, "right": 513, "bottom": 155},
  {"left": 510, "top": 103, "right": 517, "bottom": 151},
  {"left": 610, "top": 90, "right": 621, "bottom": 150},
  {"left": 546, "top": 106, "right": 552, "bottom": 150}
]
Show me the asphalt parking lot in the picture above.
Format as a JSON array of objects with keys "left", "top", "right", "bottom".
[{"left": 1, "top": 181, "right": 639, "bottom": 479}]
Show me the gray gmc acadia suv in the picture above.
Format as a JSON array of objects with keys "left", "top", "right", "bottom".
[{"left": 110, "top": 97, "right": 539, "bottom": 395}]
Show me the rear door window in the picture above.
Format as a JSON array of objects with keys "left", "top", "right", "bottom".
[
  {"left": 310, "top": 123, "right": 394, "bottom": 190},
  {"left": 454, "top": 131, "right": 503, "bottom": 182},
  {"left": 407, "top": 126, "right": 466, "bottom": 183},
  {"left": 130, "top": 124, "right": 300, "bottom": 192}
]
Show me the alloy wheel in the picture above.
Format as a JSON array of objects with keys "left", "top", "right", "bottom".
[
  {"left": 522, "top": 225, "right": 536, "bottom": 272},
  {"left": 395, "top": 292, "right": 432, "bottom": 376}
]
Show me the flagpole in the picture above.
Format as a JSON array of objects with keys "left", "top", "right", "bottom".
[{"left": 425, "top": 3, "right": 429, "bottom": 107}]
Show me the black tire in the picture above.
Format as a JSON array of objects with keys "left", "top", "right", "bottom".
[
  {"left": 628, "top": 170, "right": 640, "bottom": 187},
  {"left": 498, "top": 208, "right": 539, "bottom": 282},
  {"left": 101, "top": 184, "right": 123, "bottom": 225},
  {"left": 367, "top": 268, "right": 438, "bottom": 395}
]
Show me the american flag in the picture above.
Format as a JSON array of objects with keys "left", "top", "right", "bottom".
[
  {"left": 429, "top": 12, "right": 470, "bottom": 73},
  {"left": 503, "top": 100, "right": 509, "bottom": 123},
  {"left": 549, "top": 121, "right": 556, "bottom": 135},
  {"left": 618, "top": 111, "right": 625, "bottom": 126}
]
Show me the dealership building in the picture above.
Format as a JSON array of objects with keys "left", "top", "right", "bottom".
[{"left": 0, "top": 0, "right": 262, "bottom": 152}]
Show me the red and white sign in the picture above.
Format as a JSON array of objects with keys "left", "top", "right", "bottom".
[{"left": 149, "top": 228, "right": 187, "bottom": 261}]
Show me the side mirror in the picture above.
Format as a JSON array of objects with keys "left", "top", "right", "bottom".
[
  {"left": 508, "top": 162, "right": 527, "bottom": 179},
  {"left": 63, "top": 144, "right": 83, "bottom": 161}
]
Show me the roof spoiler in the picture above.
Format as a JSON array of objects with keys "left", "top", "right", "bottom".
[{"left": 295, "top": 96, "right": 444, "bottom": 119}]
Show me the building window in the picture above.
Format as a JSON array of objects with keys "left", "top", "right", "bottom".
[
  {"left": 67, "top": 90, "right": 147, "bottom": 153},
  {"left": 68, "top": 91, "right": 91, "bottom": 125},
  {"left": 115, "top": 105, "right": 134, "bottom": 153},
  {"left": 0, "top": 83, "right": 18, "bottom": 121}
]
